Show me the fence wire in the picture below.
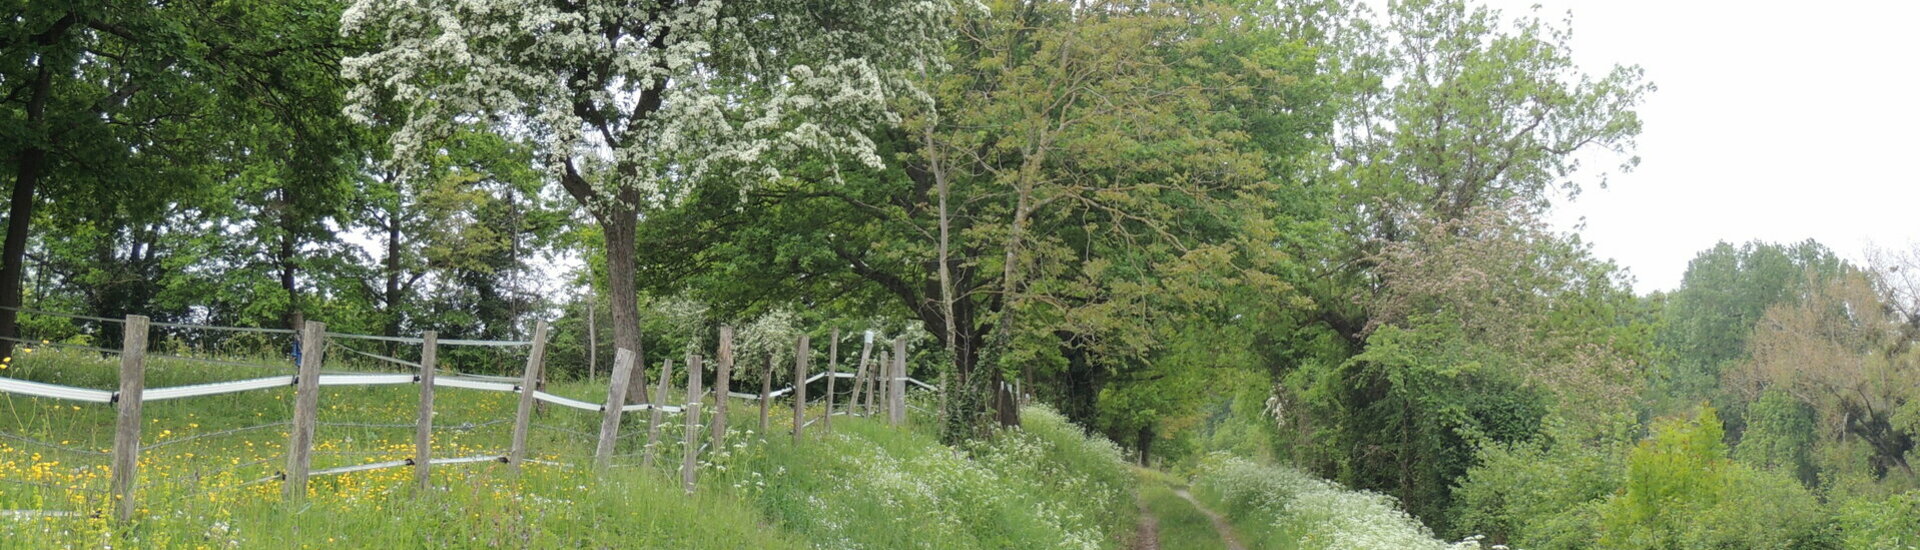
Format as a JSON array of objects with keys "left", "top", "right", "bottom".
[
  {"left": 140, "top": 422, "right": 291, "bottom": 452},
  {"left": 0, "top": 431, "right": 110, "bottom": 456}
]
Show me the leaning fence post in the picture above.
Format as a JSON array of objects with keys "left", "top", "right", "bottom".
[
  {"left": 710, "top": 326, "right": 733, "bottom": 444},
  {"left": 680, "top": 354, "right": 703, "bottom": 492},
  {"left": 642, "top": 358, "right": 674, "bottom": 468},
  {"left": 870, "top": 350, "right": 885, "bottom": 417},
  {"left": 759, "top": 355, "right": 772, "bottom": 434},
  {"left": 414, "top": 331, "right": 437, "bottom": 491},
  {"left": 890, "top": 336, "right": 907, "bottom": 425},
  {"left": 595, "top": 349, "right": 636, "bottom": 468},
  {"left": 849, "top": 331, "right": 874, "bottom": 417},
  {"left": 109, "top": 315, "right": 149, "bottom": 522},
  {"left": 824, "top": 329, "right": 838, "bottom": 432},
  {"left": 285, "top": 320, "right": 327, "bottom": 502},
  {"left": 508, "top": 320, "right": 550, "bottom": 473},
  {"left": 792, "top": 334, "right": 809, "bottom": 442}
]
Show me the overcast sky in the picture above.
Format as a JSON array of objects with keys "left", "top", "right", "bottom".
[{"left": 1465, "top": 0, "right": 1920, "bottom": 293}]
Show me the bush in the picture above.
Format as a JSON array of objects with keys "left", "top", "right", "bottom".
[
  {"left": 1451, "top": 417, "right": 1630, "bottom": 549},
  {"left": 1836, "top": 491, "right": 1920, "bottom": 550},
  {"left": 1595, "top": 406, "right": 1832, "bottom": 550}
]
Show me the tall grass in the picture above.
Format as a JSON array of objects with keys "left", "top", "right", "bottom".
[
  {"left": 0, "top": 349, "right": 1140, "bottom": 548},
  {"left": 715, "top": 405, "right": 1135, "bottom": 549}
]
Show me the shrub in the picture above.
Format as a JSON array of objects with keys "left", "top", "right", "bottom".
[
  {"left": 1451, "top": 417, "right": 1629, "bottom": 549},
  {"left": 1836, "top": 491, "right": 1920, "bottom": 550},
  {"left": 1595, "top": 406, "right": 1832, "bottom": 550}
]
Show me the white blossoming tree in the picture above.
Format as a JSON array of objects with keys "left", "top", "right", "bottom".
[{"left": 341, "top": 0, "right": 952, "bottom": 401}]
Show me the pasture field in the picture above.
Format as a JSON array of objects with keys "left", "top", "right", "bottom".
[{"left": 0, "top": 348, "right": 1135, "bottom": 549}]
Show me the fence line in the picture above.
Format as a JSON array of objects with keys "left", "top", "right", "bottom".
[
  {"left": 0, "top": 313, "right": 939, "bottom": 523},
  {"left": 325, "top": 331, "right": 529, "bottom": 347},
  {"left": 0, "top": 432, "right": 109, "bottom": 456},
  {"left": 140, "top": 422, "right": 290, "bottom": 452}
]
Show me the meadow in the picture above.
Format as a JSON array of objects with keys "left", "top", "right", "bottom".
[{"left": 0, "top": 347, "right": 1136, "bottom": 549}]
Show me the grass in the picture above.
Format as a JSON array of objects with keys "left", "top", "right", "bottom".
[
  {"left": 0, "top": 346, "right": 1138, "bottom": 548},
  {"left": 1188, "top": 453, "right": 1483, "bottom": 550},
  {"left": 1135, "top": 468, "right": 1226, "bottom": 550}
]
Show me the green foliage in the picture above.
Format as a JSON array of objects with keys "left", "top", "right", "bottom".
[
  {"left": 1836, "top": 491, "right": 1920, "bottom": 550},
  {"left": 1652, "top": 240, "right": 1846, "bottom": 415},
  {"left": 1295, "top": 319, "right": 1547, "bottom": 534},
  {"left": 1452, "top": 418, "right": 1631, "bottom": 550},
  {"left": 1596, "top": 406, "right": 1832, "bottom": 550},
  {"left": 1737, "top": 389, "right": 1820, "bottom": 485}
]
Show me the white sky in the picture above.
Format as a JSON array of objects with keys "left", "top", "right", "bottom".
[{"left": 1467, "top": 0, "right": 1920, "bottom": 293}]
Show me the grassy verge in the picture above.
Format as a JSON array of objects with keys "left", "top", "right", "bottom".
[
  {"left": 717, "top": 405, "right": 1135, "bottom": 549},
  {"left": 1190, "top": 453, "right": 1482, "bottom": 550}
]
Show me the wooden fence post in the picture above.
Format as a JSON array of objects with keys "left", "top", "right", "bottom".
[
  {"left": 759, "top": 356, "right": 772, "bottom": 434},
  {"left": 792, "top": 334, "right": 809, "bottom": 442},
  {"left": 890, "top": 336, "right": 907, "bottom": 425},
  {"left": 596, "top": 349, "right": 636, "bottom": 468},
  {"left": 849, "top": 331, "right": 873, "bottom": 417},
  {"left": 414, "top": 331, "right": 437, "bottom": 491},
  {"left": 870, "top": 350, "right": 885, "bottom": 417},
  {"left": 109, "top": 315, "right": 149, "bottom": 522},
  {"left": 680, "top": 354, "right": 703, "bottom": 492},
  {"left": 642, "top": 357, "right": 674, "bottom": 468},
  {"left": 824, "top": 329, "right": 838, "bottom": 432},
  {"left": 710, "top": 326, "right": 733, "bottom": 444},
  {"left": 508, "top": 320, "right": 550, "bottom": 473},
  {"left": 284, "top": 320, "right": 326, "bottom": 502}
]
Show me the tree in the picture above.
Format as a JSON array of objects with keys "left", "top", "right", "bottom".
[
  {"left": 1, "top": 0, "right": 214, "bottom": 354},
  {"left": 343, "top": 0, "right": 953, "bottom": 402},
  {"left": 1, "top": 0, "right": 367, "bottom": 349},
  {"left": 1305, "top": 0, "right": 1650, "bottom": 343},
  {"left": 1732, "top": 269, "right": 1918, "bottom": 478},
  {"left": 1288, "top": 207, "right": 1649, "bottom": 534},
  {"left": 1654, "top": 240, "right": 1846, "bottom": 412},
  {"left": 1594, "top": 406, "right": 1830, "bottom": 550},
  {"left": 630, "top": 0, "right": 1334, "bottom": 439}
]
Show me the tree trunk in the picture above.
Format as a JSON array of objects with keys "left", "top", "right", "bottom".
[
  {"left": 0, "top": 147, "right": 42, "bottom": 361},
  {"left": 0, "top": 14, "right": 77, "bottom": 360},
  {"left": 277, "top": 221, "right": 302, "bottom": 331},
  {"left": 0, "top": 45, "right": 66, "bottom": 360},
  {"left": 985, "top": 182, "right": 1035, "bottom": 428},
  {"left": 382, "top": 207, "right": 403, "bottom": 355},
  {"left": 926, "top": 122, "right": 964, "bottom": 440},
  {"left": 605, "top": 207, "right": 649, "bottom": 404}
]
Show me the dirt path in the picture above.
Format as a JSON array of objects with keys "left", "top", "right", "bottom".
[
  {"left": 1172, "top": 487, "right": 1246, "bottom": 550},
  {"left": 1132, "top": 491, "right": 1161, "bottom": 550}
]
